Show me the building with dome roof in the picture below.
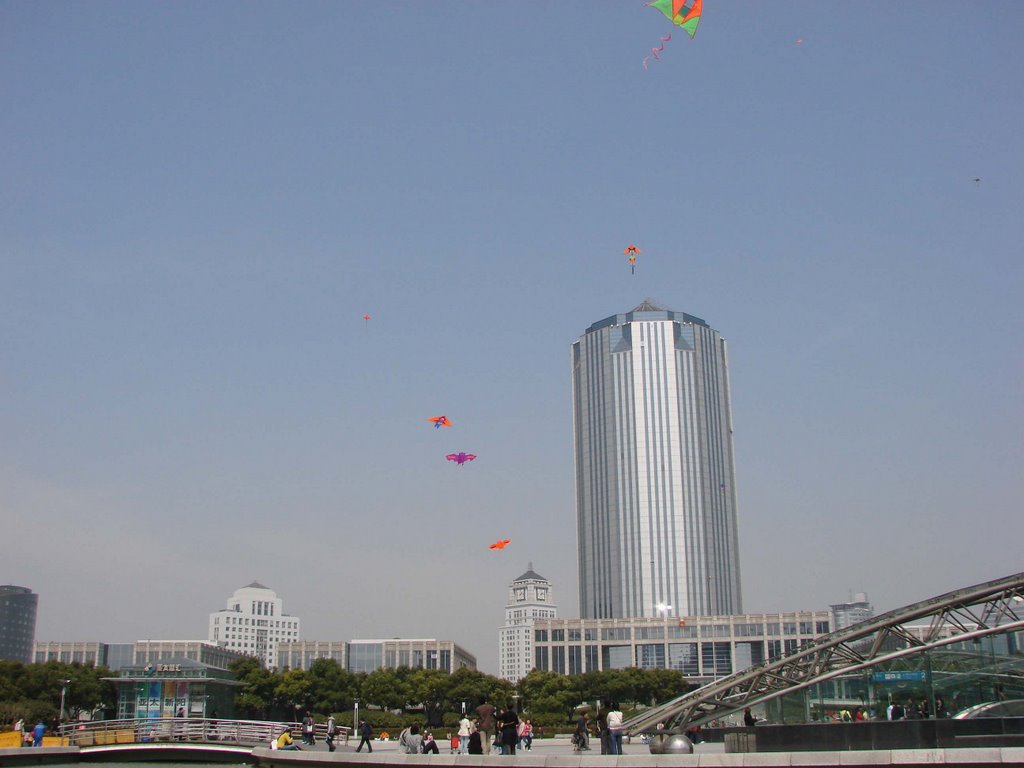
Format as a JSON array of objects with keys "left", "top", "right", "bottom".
[
  {"left": 499, "top": 564, "right": 558, "bottom": 682},
  {"left": 207, "top": 582, "right": 300, "bottom": 668}
]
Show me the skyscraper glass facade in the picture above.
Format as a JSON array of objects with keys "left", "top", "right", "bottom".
[
  {"left": 0, "top": 585, "right": 38, "bottom": 663},
  {"left": 572, "top": 301, "right": 742, "bottom": 619}
]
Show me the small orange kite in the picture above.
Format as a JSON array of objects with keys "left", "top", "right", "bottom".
[
  {"left": 428, "top": 416, "right": 452, "bottom": 428},
  {"left": 489, "top": 539, "right": 511, "bottom": 550},
  {"left": 624, "top": 245, "right": 641, "bottom": 274}
]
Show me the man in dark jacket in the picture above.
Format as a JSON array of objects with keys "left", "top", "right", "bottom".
[
  {"left": 356, "top": 719, "right": 373, "bottom": 752},
  {"left": 476, "top": 702, "right": 496, "bottom": 755}
]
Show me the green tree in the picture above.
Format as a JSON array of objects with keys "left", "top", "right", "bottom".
[
  {"left": 447, "top": 667, "right": 493, "bottom": 712},
  {"left": 275, "top": 668, "right": 312, "bottom": 720},
  {"left": 229, "top": 657, "right": 278, "bottom": 719},
  {"left": 517, "top": 669, "right": 577, "bottom": 720},
  {"left": 643, "top": 668, "right": 689, "bottom": 706},
  {"left": 307, "top": 658, "right": 358, "bottom": 715},
  {"left": 359, "top": 668, "right": 407, "bottom": 712}
]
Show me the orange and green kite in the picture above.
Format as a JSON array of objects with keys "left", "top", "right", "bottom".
[{"left": 643, "top": 0, "right": 702, "bottom": 69}]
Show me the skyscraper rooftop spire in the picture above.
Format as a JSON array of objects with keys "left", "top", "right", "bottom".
[{"left": 631, "top": 298, "right": 666, "bottom": 312}]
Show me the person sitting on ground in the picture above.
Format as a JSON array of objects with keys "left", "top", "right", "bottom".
[
  {"left": 404, "top": 724, "right": 423, "bottom": 754},
  {"left": 276, "top": 728, "right": 300, "bottom": 750},
  {"left": 421, "top": 730, "right": 440, "bottom": 754}
]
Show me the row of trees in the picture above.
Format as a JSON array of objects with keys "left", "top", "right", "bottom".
[
  {"left": 230, "top": 658, "right": 691, "bottom": 729},
  {"left": 0, "top": 658, "right": 691, "bottom": 731},
  {"left": 0, "top": 661, "right": 117, "bottom": 726}
]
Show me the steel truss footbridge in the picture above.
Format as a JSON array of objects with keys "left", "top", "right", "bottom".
[{"left": 622, "top": 571, "right": 1024, "bottom": 734}]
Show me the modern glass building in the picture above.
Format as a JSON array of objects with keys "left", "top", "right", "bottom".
[
  {"left": 529, "top": 612, "right": 831, "bottom": 682},
  {"left": 35, "top": 640, "right": 245, "bottom": 671},
  {"left": 572, "top": 301, "right": 742, "bottom": 619},
  {"left": 0, "top": 585, "right": 38, "bottom": 663},
  {"left": 343, "top": 639, "right": 477, "bottom": 674}
]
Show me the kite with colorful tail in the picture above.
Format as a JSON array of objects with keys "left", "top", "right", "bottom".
[{"left": 643, "top": 0, "right": 702, "bottom": 69}]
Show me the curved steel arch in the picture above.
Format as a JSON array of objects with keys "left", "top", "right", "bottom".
[{"left": 622, "top": 571, "right": 1024, "bottom": 734}]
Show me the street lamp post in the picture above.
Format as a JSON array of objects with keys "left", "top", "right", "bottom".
[
  {"left": 59, "top": 680, "right": 71, "bottom": 724},
  {"left": 353, "top": 699, "right": 360, "bottom": 732}
]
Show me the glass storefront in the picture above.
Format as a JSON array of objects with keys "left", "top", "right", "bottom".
[{"left": 109, "top": 658, "right": 240, "bottom": 720}]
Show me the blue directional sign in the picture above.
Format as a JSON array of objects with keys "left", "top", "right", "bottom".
[{"left": 872, "top": 671, "right": 926, "bottom": 683}]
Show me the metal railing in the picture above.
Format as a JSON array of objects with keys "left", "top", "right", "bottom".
[{"left": 58, "top": 717, "right": 350, "bottom": 747}]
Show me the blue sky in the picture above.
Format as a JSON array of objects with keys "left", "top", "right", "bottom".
[{"left": 3, "top": 1, "right": 1022, "bottom": 675}]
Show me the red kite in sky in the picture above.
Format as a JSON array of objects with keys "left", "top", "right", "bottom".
[{"left": 624, "top": 245, "right": 641, "bottom": 274}]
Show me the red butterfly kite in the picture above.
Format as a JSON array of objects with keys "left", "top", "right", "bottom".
[
  {"left": 489, "top": 539, "right": 511, "bottom": 550},
  {"left": 428, "top": 416, "right": 452, "bottom": 429},
  {"left": 446, "top": 452, "right": 476, "bottom": 465}
]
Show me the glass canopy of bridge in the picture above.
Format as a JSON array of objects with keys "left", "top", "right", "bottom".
[{"left": 766, "top": 633, "right": 1023, "bottom": 723}]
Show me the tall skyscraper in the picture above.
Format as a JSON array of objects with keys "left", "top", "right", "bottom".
[
  {"left": 572, "top": 300, "right": 742, "bottom": 619},
  {"left": 0, "top": 585, "right": 38, "bottom": 663}
]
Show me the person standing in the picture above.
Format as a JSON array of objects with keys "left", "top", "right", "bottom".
[
  {"left": 467, "top": 725, "right": 483, "bottom": 755},
  {"left": 14, "top": 718, "right": 24, "bottom": 748},
  {"left": 356, "top": 719, "right": 373, "bottom": 752},
  {"left": 606, "top": 703, "right": 624, "bottom": 755},
  {"left": 32, "top": 721, "right": 46, "bottom": 747},
  {"left": 498, "top": 706, "right": 520, "bottom": 755},
  {"left": 573, "top": 712, "right": 590, "bottom": 752},
  {"left": 325, "top": 715, "right": 337, "bottom": 752},
  {"left": 301, "top": 712, "right": 314, "bottom": 745},
  {"left": 475, "top": 701, "right": 496, "bottom": 755},
  {"left": 457, "top": 714, "right": 472, "bottom": 754},
  {"left": 743, "top": 707, "right": 757, "bottom": 727},
  {"left": 517, "top": 719, "right": 532, "bottom": 751},
  {"left": 175, "top": 707, "right": 186, "bottom": 741}
]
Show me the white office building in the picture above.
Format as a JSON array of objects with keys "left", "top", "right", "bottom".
[
  {"left": 498, "top": 565, "right": 558, "bottom": 682},
  {"left": 530, "top": 611, "right": 832, "bottom": 682},
  {"left": 572, "top": 300, "right": 742, "bottom": 619},
  {"left": 208, "top": 582, "right": 300, "bottom": 668}
]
